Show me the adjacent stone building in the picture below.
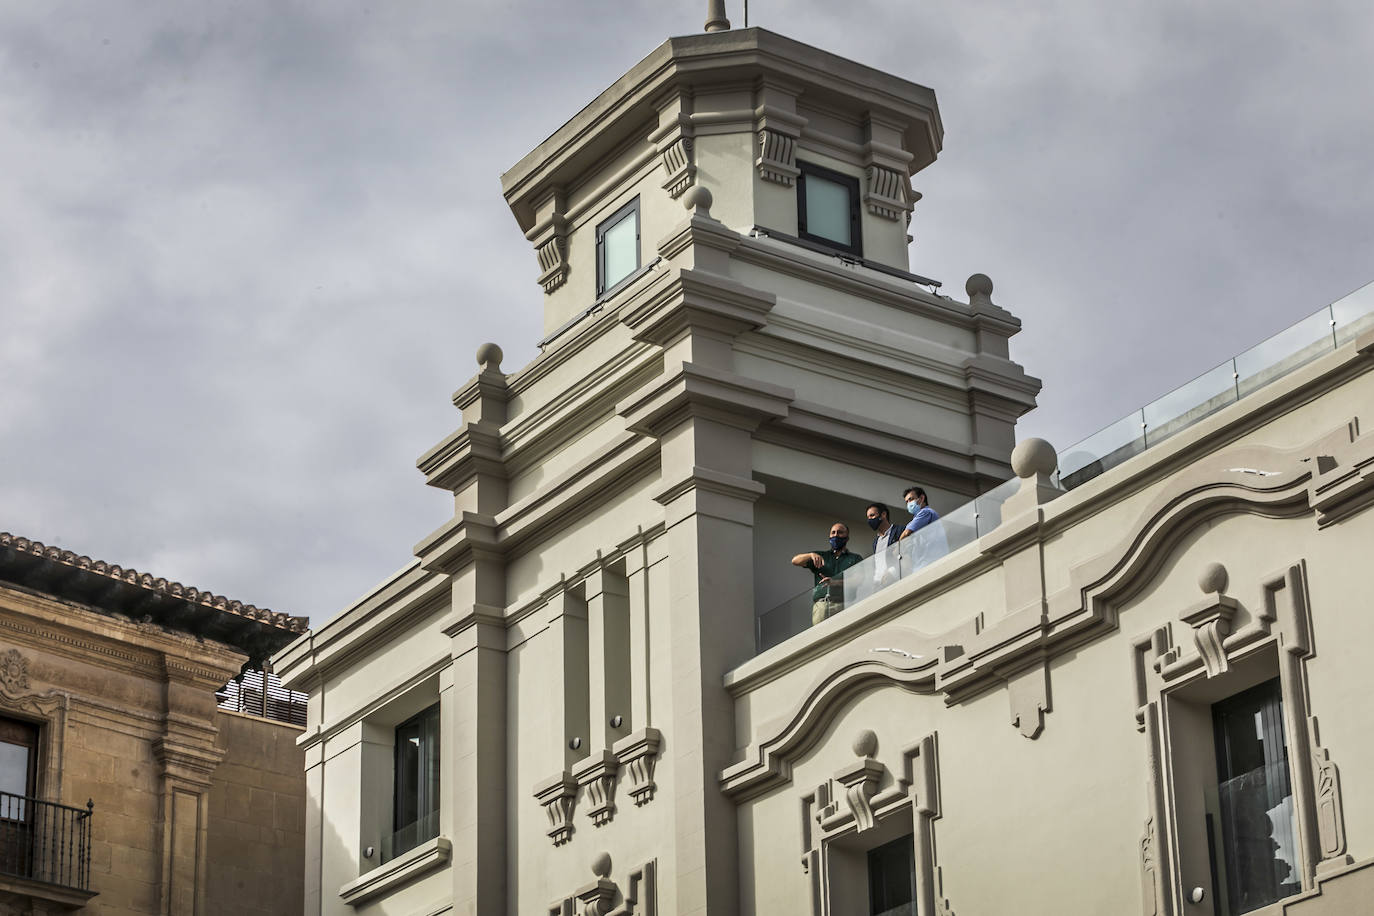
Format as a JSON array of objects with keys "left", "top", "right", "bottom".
[
  {"left": 276, "top": 12, "right": 1374, "bottom": 916},
  {"left": 0, "top": 533, "right": 309, "bottom": 915}
]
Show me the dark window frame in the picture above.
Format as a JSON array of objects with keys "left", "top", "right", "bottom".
[
  {"left": 390, "top": 703, "right": 440, "bottom": 859},
  {"left": 796, "top": 160, "right": 863, "bottom": 257},
  {"left": 595, "top": 196, "right": 642, "bottom": 298}
]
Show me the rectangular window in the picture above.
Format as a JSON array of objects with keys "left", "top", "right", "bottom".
[
  {"left": 797, "top": 161, "right": 862, "bottom": 256},
  {"left": 867, "top": 834, "right": 916, "bottom": 916},
  {"left": 596, "top": 197, "right": 640, "bottom": 297},
  {"left": 387, "top": 704, "right": 439, "bottom": 861},
  {"left": 1210, "top": 678, "right": 1300, "bottom": 914}
]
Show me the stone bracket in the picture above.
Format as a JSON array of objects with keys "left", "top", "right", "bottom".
[
  {"left": 572, "top": 750, "right": 620, "bottom": 827},
  {"left": 534, "top": 771, "right": 578, "bottom": 846},
  {"left": 612, "top": 727, "right": 662, "bottom": 806}
]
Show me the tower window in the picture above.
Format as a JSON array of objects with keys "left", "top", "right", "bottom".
[
  {"left": 596, "top": 197, "right": 641, "bottom": 297},
  {"left": 797, "top": 161, "right": 862, "bottom": 256}
]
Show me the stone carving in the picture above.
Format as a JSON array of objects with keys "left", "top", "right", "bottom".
[
  {"left": 1309, "top": 716, "right": 1350, "bottom": 868},
  {"left": 864, "top": 164, "right": 907, "bottom": 221},
  {"left": 572, "top": 751, "right": 620, "bottom": 827},
  {"left": 549, "top": 855, "right": 657, "bottom": 916},
  {"left": 536, "top": 235, "right": 570, "bottom": 293},
  {"left": 1140, "top": 816, "right": 1158, "bottom": 916},
  {"left": 659, "top": 136, "right": 695, "bottom": 199},
  {"left": 0, "top": 649, "right": 29, "bottom": 694},
  {"left": 1179, "top": 562, "right": 1238, "bottom": 678},
  {"left": 1306, "top": 417, "right": 1374, "bottom": 528},
  {"left": 534, "top": 772, "right": 578, "bottom": 846},
  {"left": 612, "top": 727, "right": 662, "bottom": 806},
  {"left": 834, "top": 731, "right": 883, "bottom": 832},
  {"left": 756, "top": 128, "right": 798, "bottom": 186}
]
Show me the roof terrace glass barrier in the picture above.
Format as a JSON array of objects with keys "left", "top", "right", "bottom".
[
  {"left": 753, "top": 281, "right": 1373, "bottom": 656},
  {"left": 1057, "top": 281, "right": 1374, "bottom": 491}
]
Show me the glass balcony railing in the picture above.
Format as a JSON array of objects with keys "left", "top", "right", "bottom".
[{"left": 754, "top": 280, "right": 1374, "bottom": 655}]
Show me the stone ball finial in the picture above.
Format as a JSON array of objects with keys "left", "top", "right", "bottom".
[
  {"left": 1198, "top": 562, "right": 1228, "bottom": 595},
  {"left": 475, "top": 342, "right": 503, "bottom": 373},
  {"left": 682, "top": 184, "right": 713, "bottom": 216},
  {"left": 591, "top": 851, "right": 612, "bottom": 879},
  {"left": 852, "top": 729, "right": 878, "bottom": 758},
  {"left": 966, "top": 273, "right": 994, "bottom": 299},
  {"left": 1011, "top": 438, "right": 1058, "bottom": 479}
]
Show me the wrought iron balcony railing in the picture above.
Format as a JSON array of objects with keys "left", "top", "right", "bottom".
[{"left": 0, "top": 792, "right": 93, "bottom": 892}]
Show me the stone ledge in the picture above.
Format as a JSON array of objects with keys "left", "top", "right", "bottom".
[{"left": 338, "top": 835, "right": 450, "bottom": 907}]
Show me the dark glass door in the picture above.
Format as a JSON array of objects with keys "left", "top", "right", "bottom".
[
  {"left": 868, "top": 834, "right": 917, "bottom": 916},
  {"left": 1212, "top": 678, "right": 1300, "bottom": 914}
]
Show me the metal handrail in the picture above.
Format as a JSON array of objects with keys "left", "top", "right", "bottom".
[{"left": 0, "top": 791, "right": 93, "bottom": 891}]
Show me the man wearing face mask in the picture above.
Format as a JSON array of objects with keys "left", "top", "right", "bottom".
[
  {"left": 791, "top": 522, "right": 863, "bottom": 626},
  {"left": 866, "top": 502, "right": 903, "bottom": 590},
  {"left": 898, "top": 485, "right": 948, "bottom": 567}
]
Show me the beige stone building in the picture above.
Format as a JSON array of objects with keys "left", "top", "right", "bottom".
[
  {"left": 276, "top": 13, "right": 1374, "bottom": 916},
  {"left": 0, "top": 533, "right": 309, "bottom": 915}
]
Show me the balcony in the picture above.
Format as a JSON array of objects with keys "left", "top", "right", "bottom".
[
  {"left": 756, "top": 279, "right": 1374, "bottom": 655},
  {"left": 0, "top": 792, "right": 95, "bottom": 909},
  {"left": 216, "top": 668, "right": 309, "bottom": 727}
]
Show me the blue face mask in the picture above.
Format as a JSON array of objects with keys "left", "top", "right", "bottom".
[
  {"left": 829, "top": 535, "right": 848, "bottom": 551},
  {"left": 866, "top": 516, "right": 882, "bottom": 531},
  {"left": 907, "top": 499, "right": 919, "bottom": 513}
]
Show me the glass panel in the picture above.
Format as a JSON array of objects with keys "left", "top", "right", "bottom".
[
  {"left": 973, "top": 477, "right": 1023, "bottom": 535},
  {"left": 1212, "top": 679, "right": 1300, "bottom": 915},
  {"left": 1332, "top": 280, "right": 1374, "bottom": 346},
  {"left": 805, "top": 174, "right": 852, "bottom": 245},
  {"left": 390, "top": 704, "right": 440, "bottom": 861},
  {"left": 1057, "top": 410, "right": 1146, "bottom": 490},
  {"left": 1142, "top": 360, "right": 1238, "bottom": 448},
  {"left": 0, "top": 744, "right": 28, "bottom": 799},
  {"left": 1234, "top": 307, "right": 1334, "bottom": 397},
  {"left": 756, "top": 589, "right": 821, "bottom": 652},
  {"left": 601, "top": 210, "right": 638, "bottom": 292},
  {"left": 381, "top": 809, "right": 440, "bottom": 863},
  {"left": 868, "top": 834, "right": 916, "bottom": 916}
]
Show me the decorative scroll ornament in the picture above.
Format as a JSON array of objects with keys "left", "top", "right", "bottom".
[
  {"left": 757, "top": 128, "right": 799, "bottom": 186},
  {"left": 572, "top": 751, "right": 620, "bottom": 827},
  {"left": 612, "top": 727, "right": 662, "bottom": 806},
  {"left": 833, "top": 730, "right": 884, "bottom": 832},
  {"left": 1140, "top": 816, "right": 1159, "bottom": 916},
  {"left": 864, "top": 164, "right": 909, "bottom": 221},
  {"left": 534, "top": 772, "right": 577, "bottom": 846},
  {"left": 536, "top": 235, "right": 570, "bottom": 293},
  {"left": 1179, "top": 562, "right": 1238, "bottom": 678},
  {"left": 659, "top": 136, "right": 695, "bottom": 199},
  {"left": 0, "top": 649, "right": 29, "bottom": 694}
]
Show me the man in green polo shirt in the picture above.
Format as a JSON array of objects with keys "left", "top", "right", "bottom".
[{"left": 791, "top": 522, "right": 864, "bottom": 626}]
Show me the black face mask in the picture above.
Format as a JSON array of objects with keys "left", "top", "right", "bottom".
[
  {"left": 829, "top": 535, "right": 848, "bottom": 551},
  {"left": 866, "top": 516, "right": 882, "bottom": 531}
]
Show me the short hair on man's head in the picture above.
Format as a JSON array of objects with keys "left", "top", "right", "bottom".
[
  {"left": 866, "top": 502, "right": 889, "bottom": 519},
  {"left": 830, "top": 521, "right": 849, "bottom": 535},
  {"left": 903, "top": 486, "right": 927, "bottom": 502}
]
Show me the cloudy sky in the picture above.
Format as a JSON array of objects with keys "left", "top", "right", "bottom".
[{"left": 2, "top": 1, "right": 1371, "bottom": 625}]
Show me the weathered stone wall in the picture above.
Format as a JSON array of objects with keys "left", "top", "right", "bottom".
[{"left": 204, "top": 710, "right": 306, "bottom": 916}]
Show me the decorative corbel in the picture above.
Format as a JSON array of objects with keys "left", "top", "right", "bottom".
[
  {"left": 527, "top": 187, "right": 570, "bottom": 293},
  {"left": 651, "top": 92, "right": 696, "bottom": 199},
  {"left": 754, "top": 98, "right": 805, "bottom": 187},
  {"left": 534, "top": 771, "right": 578, "bottom": 846},
  {"left": 612, "top": 727, "right": 662, "bottom": 806},
  {"left": 1179, "top": 563, "right": 1238, "bottom": 678},
  {"left": 832, "top": 730, "right": 884, "bottom": 832},
  {"left": 864, "top": 163, "right": 909, "bottom": 221},
  {"left": 572, "top": 750, "right": 620, "bottom": 827}
]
